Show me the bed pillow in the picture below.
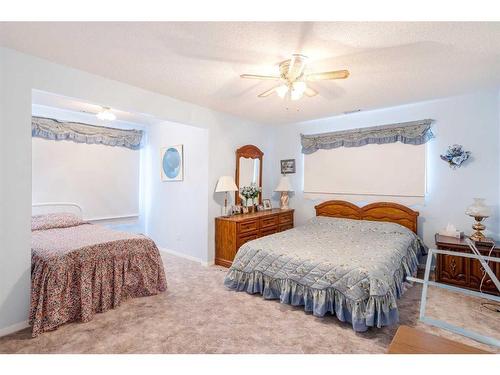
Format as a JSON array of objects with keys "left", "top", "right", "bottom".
[{"left": 32, "top": 212, "right": 87, "bottom": 231}]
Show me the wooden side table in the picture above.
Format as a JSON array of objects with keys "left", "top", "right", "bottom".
[{"left": 435, "top": 234, "right": 500, "bottom": 296}]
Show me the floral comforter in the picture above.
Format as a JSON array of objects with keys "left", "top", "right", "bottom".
[
  {"left": 224, "top": 216, "right": 425, "bottom": 331},
  {"left": 31, "top": 213, "right": 167, "bottom": 337}
]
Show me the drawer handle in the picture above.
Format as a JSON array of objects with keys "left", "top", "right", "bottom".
[{"left": 450, "top": 258, "right": 456, "bottom": 273}]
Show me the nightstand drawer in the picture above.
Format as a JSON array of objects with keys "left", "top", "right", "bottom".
[
  {"left": 260, "top": 215, "right": 278, "bottom": 228},
  {"left": 237, "top": 233, "right": 258, "bottom": 249},
  {"left": 237, "top": 220, "right": 259, "bottom": 234},
  {"left": 279, "top": 212, "right": 293, "bottom": 224}
]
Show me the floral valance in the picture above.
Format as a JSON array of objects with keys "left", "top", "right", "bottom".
[
  {"left": 32, "top": 116, "right": 144, "bottom": 150},
  {"left": 301, "top": 119, "right": 434, "bottom": 154}
]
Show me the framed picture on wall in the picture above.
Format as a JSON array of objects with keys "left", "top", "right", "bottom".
[
  {"left": 161, "top": 144, "right": 184, "bottom": 181},
  {"left": 280, "top": 159, "right": 296, "bottom": 174}
]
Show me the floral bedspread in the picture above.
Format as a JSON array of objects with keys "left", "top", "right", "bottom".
[
  {"left": 224, "top": 216, "right": 425, "bottom": 331},
  {"left": 31, "top": 214, "right": 167, "bottom": 337}
]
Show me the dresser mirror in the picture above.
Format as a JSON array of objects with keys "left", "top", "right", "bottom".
[{"left": 235, "top": 145, "right": 263, "bottom": 205}]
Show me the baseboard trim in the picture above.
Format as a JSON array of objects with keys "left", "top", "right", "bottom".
[
  {"left": 159, "top": 248, "right": 212, "bottom": 266},
  {"left": 0, "top": 320, "right": 29, "bottom": 337}
]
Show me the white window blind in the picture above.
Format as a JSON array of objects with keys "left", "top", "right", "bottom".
[
  {"left": 32, "top": 137, "right": 140, "bottom": 220},
  {"left": 303, "top": 142, "right": 426, "bottom": 198}
]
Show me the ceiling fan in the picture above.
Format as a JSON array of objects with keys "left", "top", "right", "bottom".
[{"left": 240, "top": 54, "right": 349, "bottom": 101}]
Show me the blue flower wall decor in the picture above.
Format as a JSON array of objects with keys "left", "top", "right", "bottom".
[{"left": 440, "top": 144, "right": 470, "bottom": 169}]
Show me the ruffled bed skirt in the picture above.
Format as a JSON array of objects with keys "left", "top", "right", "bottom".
[
  {"left": 224, "top": 249, "right": 421, "bottom": 332},
  {"left": 30, "top": 239, "right": 167, "bottom": 337}
]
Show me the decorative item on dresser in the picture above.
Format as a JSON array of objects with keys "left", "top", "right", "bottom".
[
  {"left": 215, "top": 208, "right": 294, "bottom": 267},
  {"left": 215, "top": 176, "right": 238, "bottom": 216},
  {"left": 274, "top": 175, "right": 294, "bottom": 209},
  {"left": 435, "top": 234, "right": 500, "bottom": 295}
]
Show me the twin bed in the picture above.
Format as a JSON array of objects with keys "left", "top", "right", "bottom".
[
  {"left": 31, "top": 204, "right": 167, "bottom": 337},
  {"left": 224, "top": 200, "right": 426, "bottom": 331},
  {"left": 31, "top": 200, "right": 424, "bottom": 336}
]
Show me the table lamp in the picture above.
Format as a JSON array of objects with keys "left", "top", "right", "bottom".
[
  {"left": 274, "top": 175, "right": 294, "bottom": 209},
  {"left": 215, "top": 176, "right": 238, "bottom": 216},
  {"left": 465, "top": 198, "right": 492, "bottom": 241}
]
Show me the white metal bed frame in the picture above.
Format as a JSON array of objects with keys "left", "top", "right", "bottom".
[
  {"left": 407, "top": 245, "right": 500, "bottom": 348},
  {"left": 32, "top": 202, "right": 83, "bottom": 217}
]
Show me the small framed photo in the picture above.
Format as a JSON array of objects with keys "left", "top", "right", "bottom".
[
  {"left": 262, "top": 199, "right": 272, "bottom": 210},
  {"left": 280, "top": 159, "right": 296, "bottom": 174},
  {"left": 242, "top": 206, "right": 249, "bottom": 214},
  {"left": 257, "top": 204, "right": 265, "bottom": 212},
  {"left": 232, "top": 205, "right": 242, "bottom": 215}
]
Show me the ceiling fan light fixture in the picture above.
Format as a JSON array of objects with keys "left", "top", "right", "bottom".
[
  {"left": 96, "top": 107, "right": 116, "bottom": 121},
  {"left": 290, "top": 81, "right": 307, "bottom": 101},
  {"left": 242, "top": 54, "right": 350, "bottom": 101},
  {"left": 276, "top": 85, "right": 289, "bottom": 98}
]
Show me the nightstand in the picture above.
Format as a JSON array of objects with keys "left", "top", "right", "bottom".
[{"left": 435, "top": 234, "right": 500, "bottom": 295}]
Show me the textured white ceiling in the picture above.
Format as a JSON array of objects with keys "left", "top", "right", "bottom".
[
  {"left": 1, "top": 22, "right": 500, "bottom": 124},
  {"left": 32, "top": 90, "right": 164, "bottom": 126}
]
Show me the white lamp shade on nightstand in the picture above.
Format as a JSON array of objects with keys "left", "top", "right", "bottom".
[
  {"left": 274, "top": 175, "right": 294, "bottom": 192},
  {"left": 215, "top": 176, "right": 238, "bottom": 193},
  {"left": 465, "top": 198, "right": 492, "bottom": 217}
]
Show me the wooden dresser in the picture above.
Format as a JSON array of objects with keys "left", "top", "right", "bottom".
[
  {"left": 215, "top": 208, "right": 294, "bottom": 267},
  {"left": 435, "top": 234, "right": 500, "bottom": 295}
]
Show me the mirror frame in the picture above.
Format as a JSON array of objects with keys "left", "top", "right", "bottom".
[{"left": 235, "top": 144, "right": 263, "bottom": 205}]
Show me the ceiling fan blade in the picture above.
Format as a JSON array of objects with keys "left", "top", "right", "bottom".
[
  {"left": 304, "top": 86, "right": 318, "bottom": 97},
  {"left": 306, "top": 69, "right": 350, "bottom": 81},
  {"left": 240, "top": 74, "right": 280, "bottom": 80},
  {"left": 257, "top": 86, "right": 279, "bottom": 98},
  {"left": 287, "top": 54, "right": 308, "bottom": 81}
]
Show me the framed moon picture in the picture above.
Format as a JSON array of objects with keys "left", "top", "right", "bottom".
[{"left": 161, "top": 145, "right": 184, "bottom": 181}]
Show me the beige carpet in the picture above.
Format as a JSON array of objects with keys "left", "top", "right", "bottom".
[{"left": 0, "top": 252, "right": 498, "bottom": 354}]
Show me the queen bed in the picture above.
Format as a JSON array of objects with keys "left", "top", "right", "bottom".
[
  {"left": 30, "top": 203, "right": 167, "bottom": 337},
  {"left": 224, "top": 200, "right": 426, "bottom": 331}
]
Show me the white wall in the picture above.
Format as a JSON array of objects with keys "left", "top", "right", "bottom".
[
  {"left": 0, "top": 47, "right": 272, "bottom": 333},
  {"left": 145, "top": 121, "right": 209, "bottom": 261},
  {"left": 269, "top": 90, "right": 500, "bottom": 248}
]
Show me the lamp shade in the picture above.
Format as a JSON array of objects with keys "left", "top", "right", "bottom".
[
  {"left": 274, "top": 175, "right": 294, "bottom": 192},
  {"left": 465, "top": 198, "right": 492, "bottom": 217},
  {"left": 215, "top": 176, "right": 238, "bottom": 193}
]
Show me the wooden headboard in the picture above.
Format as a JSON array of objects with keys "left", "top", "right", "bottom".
[{"left": 314, "top": 200, "right": 419, "bottom": 234}]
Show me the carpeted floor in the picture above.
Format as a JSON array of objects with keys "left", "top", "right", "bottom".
[{"left": 0, "top": 252, "right": 498, "bottom": 354}]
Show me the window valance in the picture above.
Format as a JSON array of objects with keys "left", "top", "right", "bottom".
[
  {"left": 301, "top": 119, "right": 434, "bottom": 154},
  {"left": 32, "top": 116, "right": 144, "bottom": 150}
]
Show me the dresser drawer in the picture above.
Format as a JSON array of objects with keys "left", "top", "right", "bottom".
[
  {"left": 260, "top": 215, "right": 278, "bottom": 229},
  {"left": 237, "top": 220, "right": 259, "bottom": 234},
  {"left": 279, "top": 212, "right": 293, "bottom": 225},
  {"left": 279, "top": 223, "right": 294, "bottom": 232},
  {"left": 237, "top": 233, "right": 258, "bottom": 249},
  {"left": 260, "top": 227, "right": 278, "bottom": 237}
]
